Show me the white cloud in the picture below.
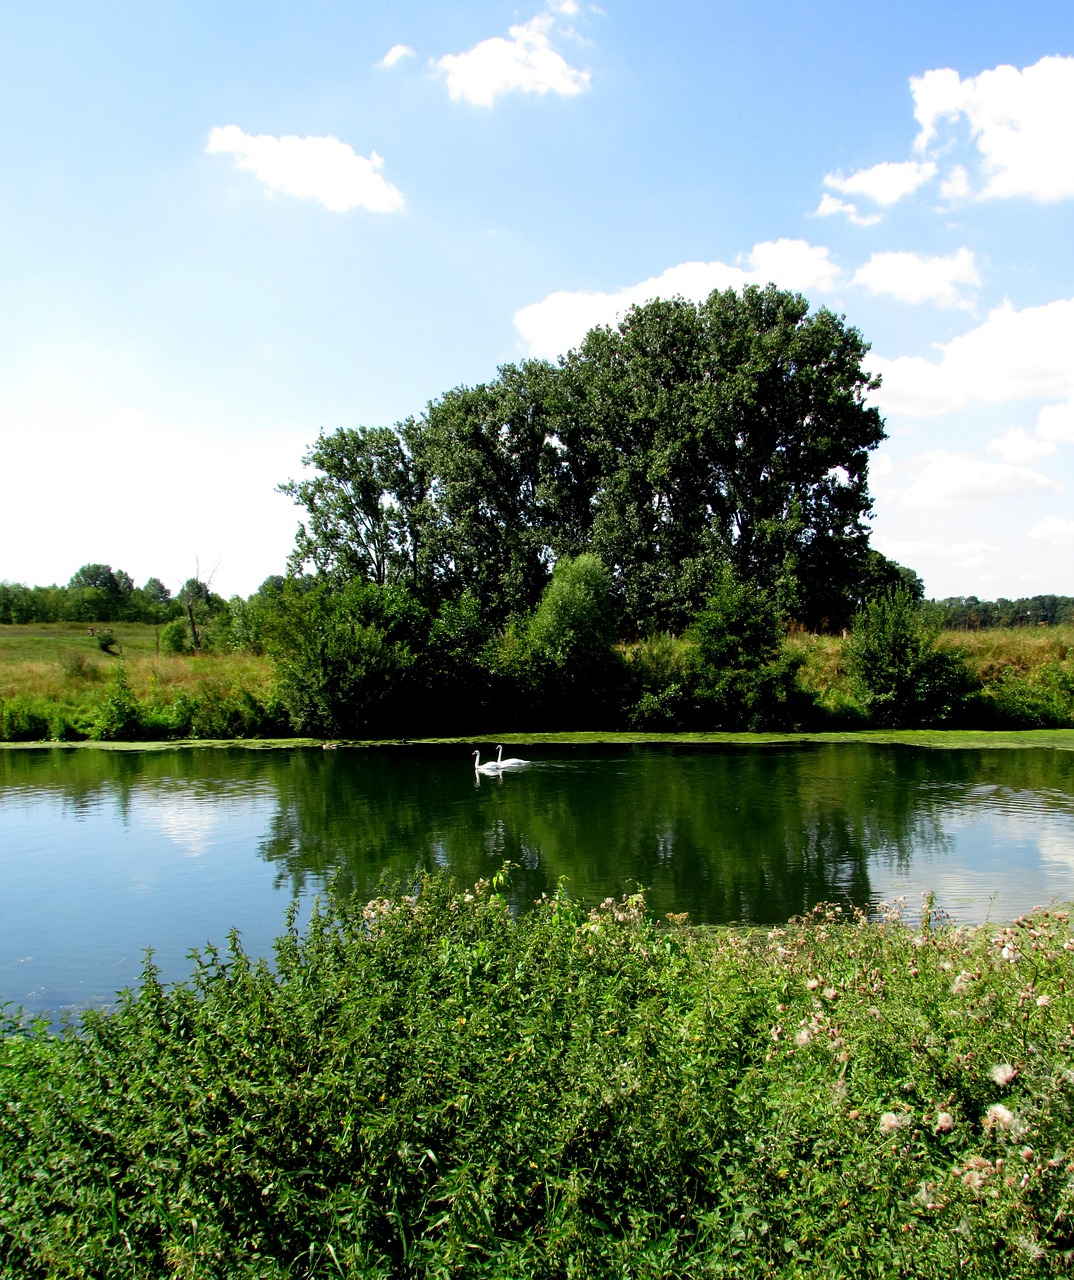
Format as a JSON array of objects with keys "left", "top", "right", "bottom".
[
  {"left": 986, "top": 428, "right": 1057, "bottom": 465},
  {"left": 824, "top": 159, "right": 936, "bottom": 207},
  {"left": 1037, "top": 401, "right": 1074, "bottom": 445},
  {"left": 871, "top": 297, "right": 1074, "bottom": 416},
  {"left": 378, "top": 44, "right": 415, "bottom": 69},
  {"left": 1028, "top": 516, "right": 1074, "bottom": 545},
  {"left": 912, "top": 55, "right": 1074, "bottom": 202},
  {"left": 515, "top": 239, "right": 840, "bottom": 358},
  {"left": 434, "top": 12, "right": 589, "bottom": 107},
  {"left": 902, "top": 451, "right": 1059, "bottom": 507},
  {"left": 876, "top": 537, "right": 996, "bottom": 570},
  {"left": 205, "top": 125, "right": 404, "bottom": 213},
  {"left": 939, "top": 165, "right": 971, "bottom": 201},
  {"left": 853, "top": 248, "right": 979, "bottom": 308},
  {"left": 812, "top": 192, "right": 881, "bottom": 227}
]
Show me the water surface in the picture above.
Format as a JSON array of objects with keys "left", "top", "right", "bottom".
[{"left": 2, "top": 742, "right": 1074, "bottom": 1019}]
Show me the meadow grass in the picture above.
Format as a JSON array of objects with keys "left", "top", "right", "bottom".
[
  {"left": 3, "top": 873, "right": 1074, "bottom": 1276},
  {"left": 0, "top": 624, "right": 279, "bottom": 741}
]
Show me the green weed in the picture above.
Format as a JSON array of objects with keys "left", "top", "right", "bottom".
[{"left": 4, "top": 877, "right": 1074, "bottom": 1274}]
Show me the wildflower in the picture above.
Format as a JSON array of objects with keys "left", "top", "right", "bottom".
[
  {"left": 990, "top": 1063, "right": 1016, "bottom": 1087},
  {"left": 952, "top": 971, "right": 973, "bottom": 995},
  {"left": 822, "top": 987, "right": 838, "bottom": 1002},
  {"left": 935, "top": 1112, "right": 955, "bottom": 1133},
  {"left": 795, "top": 1028, "right": 811, "bottom": 1048},
  {"left": 985, "top": 1103, "right": 1015, "bottom": 1130},
  {"left": 880, "top": 1111, "right": 909, "bottom": 1136},
  {"left": 1037, "top": 994, "right": 1052, "bottom": 1007},
  {"left": 806, "top": 978, "right": 820, "bottom": 991}
]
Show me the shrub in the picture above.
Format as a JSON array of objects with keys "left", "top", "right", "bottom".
[
  {"left": 5, "top": 879, "right": 1074, "bottom": 1276},
  {"left": 687, "top": 565, "right": 807, "bottom": 730},
  {"left": 89, "top": 665, "right": 149, "bottom": 741},
  {"left": 978, "top": 660, "right": 1074, "bottom": 728},
  {"left": 95, "top": 627, "right": 117, "bottom": 653},
  {"left": 517, "top": 554, "right": 624, "bottom": 727},
  {"left": 0, "top": 696, "right": 52, "bottom": 742},
  {"left": 268, "top": 581, "right": 427, "bottom": 737},
  {"left": 160, "top": 618, "right": 190, "bottom": 655},
  {"left": 623, "top": 633, "right": 693, "bottom": 730},
  {"left": 847, "top": 588, "right": 975, "bottom": 728}
]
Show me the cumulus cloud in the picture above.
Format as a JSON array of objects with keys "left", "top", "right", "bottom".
[
  {"left": 515, "top": 239, "right": 841, "bottom": 358},
  {"left": 812, "top": 192, "right": 882, "bottom": 227},
  {"left": 434, "top": 12, "right": 589, "bottom": 106},
  {"left": 912, "top": 55, "right": 1074, "bottom": 201},
  {"left": 378, "top": 44, "right": 415, "bottom": 69},
  {"left": 824, "top": 159, "right": 937, "bottom": 207},
  {"left": 986, "top": 428, "right": 1057, "bottom": 466},
  {"left": 902, "top": 451, "right": 1059, "bottom": 507},
  {"left": 876, "top": 537, "right": 996, "bottom": 570},
  {"left": 871, "top": 297, "right": 1074, "bottom": 416},
  {"left": 1037, "top": 401, "right": 1074, "bottom": 445},
  {"left": 853, "top": 248, "right": 979, "bottom": 308},
  {"left": 205, "top": 126, "right": 404, "bottom": 213},
  {"left": 1028, "top": 515, "right": 1074, "bottom": 545}
]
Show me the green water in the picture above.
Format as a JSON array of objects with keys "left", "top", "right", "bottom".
[{"left": 3, "top": 741, "right": 1074, "bottom": 1018}]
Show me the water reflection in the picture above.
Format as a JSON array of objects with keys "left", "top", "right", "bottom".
[{"left": 2, "top": 743, "right": 1074, "bottom": 1017}]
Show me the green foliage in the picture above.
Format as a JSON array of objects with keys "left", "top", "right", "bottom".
[
  {"left": 5, "top": 879, "right": 1074, "bottom": 1276},
  {"left": 160, "top": 618, "right": 190, "bottom": 654},
  {"left": 687, "top": 567, "right": 806, "bottom": 730},
  {"left": 623, "top": 633, "right": 693, "bottom": 730},
  {"left": 268, "top": 580, "right": 429, "bottom": 737},
  {"left": 978, "top": 660, "right": 1074, "bottom": 728},
  {"left": 94, "top": 627, "right": 116, "bottom": 653},
  {"left": 517, "top": 554, "right": 623, "bottom": 726},
  {"left": 89, "top": 664, "right": 150, "bottom": 741},
  {"left": 847, "top": 588, "right": 975, "bottom": 728},
  {"left": 0, "top": 696, "right": 53, "bottom": 742}
]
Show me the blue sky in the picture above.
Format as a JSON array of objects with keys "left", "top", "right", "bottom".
[{"left": 3, "top": 0, "right": 1074, "bottom": 603}]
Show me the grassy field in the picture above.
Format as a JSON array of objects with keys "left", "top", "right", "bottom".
[
  {"left": 3, "top": 872, "right": 1074, "bottom": 1276},
  {"left": 0, "top": 623, "right": 278, "bottom": 741}
]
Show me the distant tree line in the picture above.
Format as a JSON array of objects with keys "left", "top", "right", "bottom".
[
  {"left": 935, "top": 595, "right": 1074, "bottom": 629},
  {"left": 0, "top": 565, "right": 181, "bottom": 626}
]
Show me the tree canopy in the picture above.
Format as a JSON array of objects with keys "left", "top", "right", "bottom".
[{"left": 280, "top": 284, "right": 886, "bottom": 632}]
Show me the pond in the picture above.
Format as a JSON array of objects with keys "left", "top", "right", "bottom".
[{"left": 3, "top": 741, "right": 1074, "bottom": 1021}]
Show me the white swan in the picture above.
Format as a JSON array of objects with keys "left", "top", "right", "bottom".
[
  {"left": 472, "top": 750, "right": 502, "bottom": 775},
  {"left": 495, "top": 745, "right": 530, "bottom": 770}
]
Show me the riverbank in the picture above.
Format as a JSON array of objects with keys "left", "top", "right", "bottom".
[
  {"left": 2, "top": 873, "right": 1072, "bottom": 1276},
  {"left": 4, "top": 727, "right": 1074, "bottom": 752},
  {"left": 3, "top": 621, "right": 1074, "bottom": 743}
]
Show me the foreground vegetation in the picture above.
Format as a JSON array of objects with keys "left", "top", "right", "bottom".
[{"left": 3, "top": 873, "right": 1074, "bottom": 1276}]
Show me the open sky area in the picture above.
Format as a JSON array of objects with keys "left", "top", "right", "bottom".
[{"left": 3, "top": 0, "right": 1074, "bottom": 603}]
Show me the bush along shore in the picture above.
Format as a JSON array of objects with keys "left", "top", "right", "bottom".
[
  {"left": 4, "top": 873, "right": 1074, "bottom": 1276},
  {"left": 4, "top": 600, "right": 1074, "bottom": 744}
]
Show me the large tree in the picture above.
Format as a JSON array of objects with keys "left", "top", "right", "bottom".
[
  {"left": 548, "top": 285, "right": 885, "bottom": 632},
  {"left": 280, "top": 284, "right": 886, "bottom": 633},
  {"left": 279, "top": 426, "right": 427, "bottom": 589}
]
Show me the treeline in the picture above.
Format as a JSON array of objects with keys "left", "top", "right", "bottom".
[
  {"left": 936, "top": 595, "right": 1074, "bottom": 629},
  {"left": 0, "top": 565, "right": 189, "bottom": 627}
]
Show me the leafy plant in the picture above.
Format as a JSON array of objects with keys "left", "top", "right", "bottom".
[{"left": 847, "top": 587, "right": 975, "bottom": 728}]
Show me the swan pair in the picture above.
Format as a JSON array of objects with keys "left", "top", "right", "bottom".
[{"left": 472, "top": 745, "right": 529, "bottom": 774}]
